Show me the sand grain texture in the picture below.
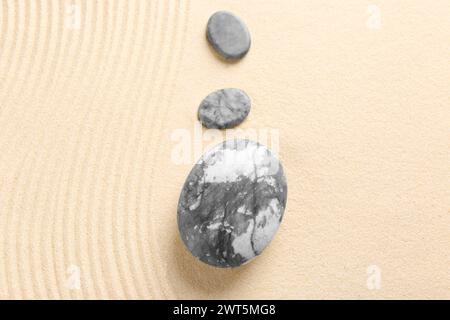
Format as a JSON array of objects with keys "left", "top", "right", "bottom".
[{"left": 0, "top": 0, "right": 449, "bottom": 299}]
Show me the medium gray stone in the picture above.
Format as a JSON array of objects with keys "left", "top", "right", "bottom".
[
  {"left": 198, "top": 88, "right": 251, "bottom": 129},
  {"left": 206, "top": 11, "right": 251, "bottom": 60},
  {"left": 177, "top": 140, "right": 288, "bottom": 268}
]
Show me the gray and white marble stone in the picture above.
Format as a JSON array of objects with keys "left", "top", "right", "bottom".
[
  {"left": 206, "top": 11, "right": 251, "bottom": 60},
  {"left": 177, "top": 140, "right": 288, "bottom": 268},
  {"left": 198, "top": 88, "right": 251, "bottom": 129}
]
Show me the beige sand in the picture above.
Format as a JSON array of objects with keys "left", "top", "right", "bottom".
[{"left": 0, "top": 0, "right": 449, "bottom": 299}]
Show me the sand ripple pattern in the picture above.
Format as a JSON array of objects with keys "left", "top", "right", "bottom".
[{"left": 0, "top": 0, "right": 190, "bottom": 299}]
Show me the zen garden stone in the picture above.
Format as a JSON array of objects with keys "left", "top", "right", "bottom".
[
  {"left": 177, "top": 140, "right": 288, "bottom": 268},
  {"left": 206, "top": 11, "right": 251, "bottom": 60},
  {"left": 198, "top": 88, "right": 251, "bottom": 129}
]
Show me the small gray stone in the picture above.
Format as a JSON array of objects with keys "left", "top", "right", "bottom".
[
  {"left": 198, "top": 88, "right": 251, "bottom": 129},
  {"left": 177, "top": 140, "right": 288, "bottom": 268},
  {"left": 206, "top": 11, "right": 251, "bottom": 60}
]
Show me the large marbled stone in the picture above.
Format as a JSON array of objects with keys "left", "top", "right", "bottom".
[
  {"left": 177, "top": 140, "right": 287, "bottom": 268},
  {"left": 206, "top": 11, "right": 251, "bottom": 60},
  {"left": 198, "top": 88, "right": 251, "bottom": 129}
]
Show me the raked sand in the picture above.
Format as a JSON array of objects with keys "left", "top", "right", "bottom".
[{"left": 0, "top": 0, "right": 449, "bottom": 299}]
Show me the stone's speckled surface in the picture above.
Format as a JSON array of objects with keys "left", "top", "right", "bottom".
[
  {"left": 206, "top": 11, "right": 251, "bottom": 60},
  {"left": 198, "top": 88, "right": 251, "bottom": 129},
  {"left": 177, "top": 140, "right": 287, "bottom": 268}
]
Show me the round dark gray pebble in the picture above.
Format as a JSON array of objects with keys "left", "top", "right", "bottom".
[
  {"left": 206, "top": 11, "right": 251, "bottom": 60},
  {"left": 177, "top": 139, "right": 288, "bottom": 268},
  {"left": 198, "top": 88, "right": 251, "bottom": 129}
]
